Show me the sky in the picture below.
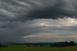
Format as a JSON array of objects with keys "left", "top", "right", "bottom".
[{"left": 0, "top": 0, "right": 77, "bottom": 43}]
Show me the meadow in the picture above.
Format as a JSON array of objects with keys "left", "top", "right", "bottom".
[{"left": 0, "top": 45, "right": 77, "bottom": 51}]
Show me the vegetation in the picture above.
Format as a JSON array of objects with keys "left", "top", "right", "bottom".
[
  {"left": 0, "top": 41, "right": 76, "bottom": 51},
  {"left": 51, "top": 41, "right": 75, "bottom": 47},
  {"left": 25, "top": 41, "right": 75, "bottom": 47},
  {"left": 0, "top": 44, "right": 8, "bottom": 48},
  {"left": 0, "top": 45, "right": 77, "bottom": 51}
]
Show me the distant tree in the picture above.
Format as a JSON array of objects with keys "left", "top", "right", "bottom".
[
  {"left": 53, "top": 41, "right": 75, "bottom": 47},
  {"left": 50, "top": 44, "right": 53, "bottom": 47},
  {"left": 3, "top": 45, "right": 6, "bottom": 47},
  {"left": 6, "top": 45, "right": 8, "bottom": 47},
  {"left": 0, "top": 44, "right": 2, "bottom": 47},
  {"left": 27, "top": 45, "right": 30, "bottom": 47},
  {"left": 40, "top": 45, "right": 43, "bottom": 47},
  {"left": 34, "top": 45, "right": 38, "bottom": 47},
  {"left": 53, "top": 42, "right": 66, "bottom": 47},
  {"left": 64, "top": 41, "right": 68, "bottom": 46},
  {"left": 70, "top": 41, "right": 75, "bottom": 46}
]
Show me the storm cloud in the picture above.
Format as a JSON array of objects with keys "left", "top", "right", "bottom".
[
  {"left": 25, "top": 0, "right": 76, "bottom": 20},
  {"left": 0, "top": 0, "right": 77, "bottom": 21},
  {"left": 0, "top": 0, "right": 77, "bottom": 43}
]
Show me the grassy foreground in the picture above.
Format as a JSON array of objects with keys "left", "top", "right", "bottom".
[{"left": 0, "top": 45, "right": 77, "bottom": 51}]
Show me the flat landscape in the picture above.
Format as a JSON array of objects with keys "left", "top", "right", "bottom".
[{"left": 0, "top": 45, "right": 77, "bottom": 51}]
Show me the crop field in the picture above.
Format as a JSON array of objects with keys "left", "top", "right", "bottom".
[{"left": 0, "top": 45, "right": 77, "bottom": 51}]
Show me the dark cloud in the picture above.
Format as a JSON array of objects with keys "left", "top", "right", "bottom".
[
  {"left": 19, "top": 0, "right": 76, "bottom": 21},
  {"left": 0, "top": 18, "right": 77, "bottom": 42},
  {"left": 1, "top": 0, "right": 77, "bottom": 21},
  {"left": 0, "top": 0, "right": 77, "bottom": 43}
]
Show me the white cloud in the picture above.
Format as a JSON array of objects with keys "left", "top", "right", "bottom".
[{"left": 33, "top": 17, "right": 77, "bottom": 27}]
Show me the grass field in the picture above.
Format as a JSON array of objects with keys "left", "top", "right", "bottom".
[{"left": 0, "top": 45, "right": 77, "bottom": 51}]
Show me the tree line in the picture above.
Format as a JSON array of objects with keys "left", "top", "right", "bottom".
[
  {"left": 51, "top": 41, "right": 75, "bottom": 47},
  {"left": 25, "top": 41, "right": 75, "bottom": 47},
  {"left": 0, "top": 41, "right": 75, "bottom": 47},
  {"left": 0, "top": 44, "right": 8, "bottom": 48}
]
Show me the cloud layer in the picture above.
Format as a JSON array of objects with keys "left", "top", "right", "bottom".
[
  {"left": 0, "top": 0, "right": 77, "bottom": 21},
  {"left": 0, "top": 18, "right": 77, "bottom": 42},
  {"left": 0, "top": 0, "right": 77, "bottom": 43}
]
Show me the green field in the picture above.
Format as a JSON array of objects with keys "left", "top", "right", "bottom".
[{"left": 0, "top": 45, "right": 77, "bottom": 51}]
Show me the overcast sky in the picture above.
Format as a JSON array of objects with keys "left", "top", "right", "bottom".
[{"left": 0, "top": 0, "right": 77, "bottom": 43}]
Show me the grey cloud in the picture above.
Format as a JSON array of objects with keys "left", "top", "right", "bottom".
[
  {"left": 0, "top": 20, "right": 46, "bottom": 42},
  {"left": 19, "top": 0, "right": 77, "bottom": 21},
  {"left": 25, "top": 1, "right": 73, "bottom": 19},
  {"left": 65, "top": 26, "right": 77, "bottom": 32},
  {"left": 0, "top": 19, "right": 77, "bottom": 42},
  {"left": 0, "top": 0, "right": 77, "bottom": 21},
  {"left": 0, "top": 0, "right": 77, "bottom": 43}
]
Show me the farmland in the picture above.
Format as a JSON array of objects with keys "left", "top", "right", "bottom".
[{"left": 0, "top": 45, "right": 77, "bottom": 51}]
